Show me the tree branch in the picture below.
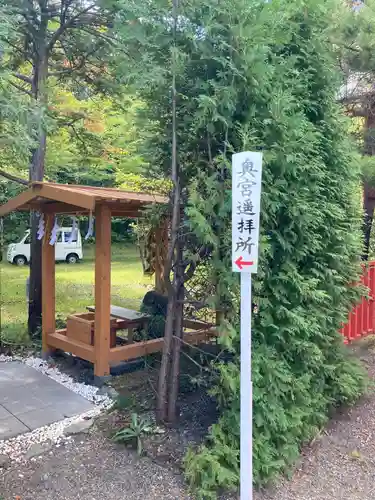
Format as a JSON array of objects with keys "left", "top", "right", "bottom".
[
  {"left": 36, "top": 0, "right": 46, "bottom": 9},
  {"left": 13, "top": 72, "right": 32, "bottom": 85},
  {"left": 0, "top": 169, "right": 28, "bottom": 186},
  {"left": 80, "top": 26, "right": 117, "bottom": 45},
  {"left": 8, "top": 80, "right": 33, "bottom": 98},
  {"left": 330, "top": 39, "right": 362, "bottom": 53},
  {"left": 48, "top": 41, "right": 106, "bottom": 78},
  {"left": 69, "top": 123, "right": 89, "bottom": 154},
  {"left": 19, "top": 10, "right": 40, "bottom": 38},
  {"left": 47, "top": 3, "right": 96, "bottom": 52},
  {"left": 56, "top": 112, "right": 86, "bottom": 127},
  {"left": 60, "top": 0, "right": 75, "bottom": 25},
  {"left": 346, "top": 107, "right": 367, "bottom": 117},
  {"left": 0, "top": 36, "right": 33, "bottom": 63},
  {"left": 182, "top": 244, "right": 213, "bottom": 283}
]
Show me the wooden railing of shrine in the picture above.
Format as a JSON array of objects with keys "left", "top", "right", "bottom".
[{"left": 340, "top": 261, "right": 375, "bottom": 343}]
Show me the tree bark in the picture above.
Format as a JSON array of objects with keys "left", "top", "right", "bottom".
[
  {"left": 167, "top": 238, "right": 184, "bottom": 422},
  {"left": 157, "top": 0, "right": 182, "bottom": 423},
  {"left": 363, "top": 208, "right": 373, "bottom": 261},
  {"left": 0, "top": 170, "right": 28, "bottom": 185},
  {"left": 28, "top": 211, "right": 43, "bottom": 336},
  {"left": 28, "top": 8, "right": 49, "bottom": 336},
  {"left": 157, "top": 176, "right": 181, "bottom": 422},
  {"left": 363, "top": 180, "right": 375, "bottom": 261},
  {"left": 157, "top": 292, "right": 176, "bottom": 421},
  {"left": 362, "top": 104, "right": 375, "bottom": 261}
]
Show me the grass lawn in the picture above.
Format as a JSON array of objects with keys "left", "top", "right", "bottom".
[{"left": 0, "top": 243, "right": 154, "bottom": 346}]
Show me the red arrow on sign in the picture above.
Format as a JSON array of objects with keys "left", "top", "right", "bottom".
[{"left": 235, "top": 256, "right": 254, "bottom": 270}]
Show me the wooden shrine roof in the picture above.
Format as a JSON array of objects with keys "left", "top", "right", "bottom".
[{"left": 0, "top": 182, "right": 167, "bottom": 217}]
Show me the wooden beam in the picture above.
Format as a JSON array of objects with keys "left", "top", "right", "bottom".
[
  {"left": 180, "top": 328, "right": 217, "bottom": 343},
  {"left": 56, "top": 328, "right": 67, "bottom": 336},
  {"left": 42, "top": 203, "right": 139, "bottom": 217},
  {"left": 94, "top": 203, "right": 112, "bottom": 377},
  {"left": 47, "top": 332, "right": 95, "bottom": 362},
  {"left": 41, "top": 202, "right": 88, "bottom": 214},
  {"left": 42, "top": 213, "right": 56, "bottom": 355},
  {"left": 105, "top": 210, "right": 141, "bottom": 218},
  {"left": 0, "top": 183, "right": 166, "bottom": 217},
  {"left": 182, "top": 318, "right": 213, "bottom": 330},
  {"left": 110, "top": 339, "right": 164, "bottom": 362},
  {"left": 43, "top": 183, "right": 167, "bottom": 201},
  {"left": 40, "top": 203, "right": 140, "bottom": 218},
  {"left": 0, "top": 188, "right": 35, "bottom": 216},
  {"left": 109, "top": 328, "right": 217, "bottom": 364},
  {"left": 34, "top": 183, "right": 95, "bottom": 211}
]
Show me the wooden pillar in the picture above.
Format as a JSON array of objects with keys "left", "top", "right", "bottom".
[
  {"left": 42, "top": 213, "right": 55, "bottom": 356},
  {"left": 94, "top": 203, "right": 111, "bottom": 377}
]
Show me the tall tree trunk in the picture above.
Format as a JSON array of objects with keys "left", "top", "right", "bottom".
[
  {"left": 28, "top": 13, "right": 48, "bottom": 336},
  {"left": 167, "top": 239, "right": 184, "bottom": 422},
  {"left": 28, "top": 212, "right": 43, "bottom": 336},
  {"left": 28, "top": 114, "right": 47, "bottom": 336},
  {"left": 157, "top": 114, "right": 181, "bottom": 421},
  {"left": 157, "top": 0, "right": 182, "bottom": 423}
]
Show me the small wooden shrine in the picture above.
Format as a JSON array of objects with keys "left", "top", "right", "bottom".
[{"left": 0, "top": 182, "right": 216, "bottom": 379}]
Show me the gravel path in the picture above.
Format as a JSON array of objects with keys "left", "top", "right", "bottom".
[
  {"left": 0, "top": 433, "right": 192, "bottom": 500},
  {"left": 254, "top": 339, "right": 375, "bottom": 500},
  {"left": 254, "top": 398, "right": 375, "bottom": 500}
]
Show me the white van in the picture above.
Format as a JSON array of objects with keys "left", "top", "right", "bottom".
[{"left": 7, "top": 227, "right": 83, "bottom": 266}]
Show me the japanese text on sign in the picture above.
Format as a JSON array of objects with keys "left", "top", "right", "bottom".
[{"left": 232, "top": 152, "right": 263, "bottom": 273}]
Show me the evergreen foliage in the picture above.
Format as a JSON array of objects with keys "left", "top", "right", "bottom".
[{"left": 113, "top": 0, "right": 368, "bottom": 496}]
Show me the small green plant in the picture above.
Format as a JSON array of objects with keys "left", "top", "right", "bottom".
[
  {"left": 113, "top": 413, "right": 154, "bottom": 455},
  {"left": 113, "top": 394, "right": 137, "bottom": 411},
  {"left": 56, "top": 314, "right": 67, "bottom": 330}
]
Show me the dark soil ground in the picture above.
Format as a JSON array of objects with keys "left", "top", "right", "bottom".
[{"left": 49, "top": 345, "right": 222, "bottom": 471}]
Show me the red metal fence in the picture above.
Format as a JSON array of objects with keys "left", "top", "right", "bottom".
[{"left": 340, "top": 261, "right": 375, "bottom": 343}]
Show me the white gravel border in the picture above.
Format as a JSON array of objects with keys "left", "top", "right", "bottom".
[
  {"left": 0, "top": 354, "right": 113, "bottom": 463},
  {"left": 23, "top": 356, "right": 112, "bottom": 406}
]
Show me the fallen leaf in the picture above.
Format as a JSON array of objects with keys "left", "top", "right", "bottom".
[{"left": 349, "top": 450, "right": 362, "bottom": 460}]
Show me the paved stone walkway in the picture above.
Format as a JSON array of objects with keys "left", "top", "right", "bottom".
[{"left": 0, "top": 362, "right": 93, "bottom": 439}]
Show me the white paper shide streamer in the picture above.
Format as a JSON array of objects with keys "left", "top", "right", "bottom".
[
  {"left": 49, "top": 217, "right": 60, "bottom": 246},
  {"left": 67, "top": 216, "right": 78, "bottom": 243},
  {"left": 37, "top": 212, "right": 45, "bottom": 240},
  {"left": 85, "top": 212, "right": 94, "bottom": 240}
]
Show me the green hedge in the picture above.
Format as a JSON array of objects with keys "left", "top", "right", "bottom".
[{"left": 183, "top": 0, "right": 368, "bottom": 497}]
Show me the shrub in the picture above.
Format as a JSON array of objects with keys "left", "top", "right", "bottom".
[{"left": 183, "top": 0, "right": 368, "bottom": 496}]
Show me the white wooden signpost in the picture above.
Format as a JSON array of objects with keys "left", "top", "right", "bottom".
[{"left": 232, "top": 151, "right": 263, "bottom": 500}]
